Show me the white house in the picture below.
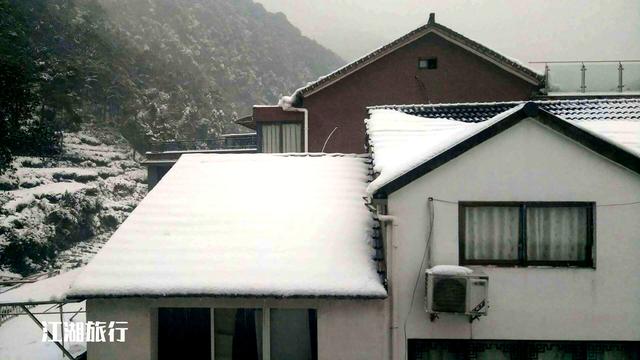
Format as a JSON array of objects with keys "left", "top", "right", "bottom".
[
  {"left": 366, "top": 100, "right": 640, "bottom": 359},
  {"left": 67, "top": 154, "right": 388, "bottom": 360}
]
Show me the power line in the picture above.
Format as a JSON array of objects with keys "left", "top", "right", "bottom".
[{"left": 429, "top": 198, "right": 640, "bottom": 208}]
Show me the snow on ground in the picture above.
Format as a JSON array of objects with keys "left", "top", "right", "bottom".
[
  {"left": 0, "top": 125, "right": 147, "bottom": 277},
  {"left": 4, "top": 182, "right": 93, "bottom": 212},
  {"left": 0, "top": 302, "right": 86, "bottom": 360},
  {"left": 70, "top": 154, "right": 387, "bottom": 298}
]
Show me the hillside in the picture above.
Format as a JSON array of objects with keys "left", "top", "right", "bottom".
[
  {"left": 0, "top": 0, "right": 342, "bottom": 277},
  {"left": 3, "top": 0, "right": 343, "bottom": 151},
  {"left": 0, "top": 127, "right": 147, "bottom": 276}
]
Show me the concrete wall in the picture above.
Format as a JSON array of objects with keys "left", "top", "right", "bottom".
[
  {"left": 386, "top": 118, "right": 640, "bottom": 359},
  {"left": 87, "top": 297, "right": 388, "bottom": 360}
]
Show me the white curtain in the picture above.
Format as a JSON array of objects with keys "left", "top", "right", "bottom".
[
  {"left": 464, "top": 206, "right": 520, "bottom": 260},
  {"left": 526, "top": 207, "right": 587, "bottom": 261},
  {"left": 261, "top": 124, "right": 280, "bottom": 153},
  {"left": 282, "top": 123, "right": 302, "bottom": 152}
]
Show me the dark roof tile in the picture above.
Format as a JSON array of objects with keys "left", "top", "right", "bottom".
[{"left": 370, "top": 98, "right": 640, "bottom": 123}]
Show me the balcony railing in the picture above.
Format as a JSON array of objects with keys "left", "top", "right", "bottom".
[
  {"left": 148, "top": 133, "right": 257, "bottom": 153},
  {"left": 530, "top": 60, "right": 640, "bottom": 95}
]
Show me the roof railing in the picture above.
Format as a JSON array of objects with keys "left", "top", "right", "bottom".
[
  {"left": 529, "top": 60, "right": 640, "bottom": 95},
  {"left": 148, "top": 133, "right": 257, "bottom": 153}
]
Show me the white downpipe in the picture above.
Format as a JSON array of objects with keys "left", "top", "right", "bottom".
[{"left": 377, "top": 212, "right": 396, "bottom": 360}]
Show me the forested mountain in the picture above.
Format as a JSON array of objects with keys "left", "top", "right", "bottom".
[
  {"left": 2, "top": 0, "right": 342, "bottom": 161},
  {"left": 97, "top": 0, "right": 343, "bottom": 143},
  {"left": 0, "top": 0, "right": 342, "bottom": 275}
]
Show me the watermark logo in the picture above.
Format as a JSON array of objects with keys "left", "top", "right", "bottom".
[{"left": 42, "top": 321, "right": 128, "bottom": 343}]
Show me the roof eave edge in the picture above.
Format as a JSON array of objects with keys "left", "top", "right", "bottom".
[{"left": 372, "top": 104, "right": 534, "bottom": 197}]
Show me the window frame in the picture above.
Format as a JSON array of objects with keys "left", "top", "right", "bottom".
[
  {"left": 418, "top": 57, "right": 438, "bottom": 70},
  {"left": 158, "top": 307, "right": 318, "bottom": 360},
  {"left": 257, "top": 121, "right": 304, "bottom": 153},
  {"left": 458, "top": 201, "right": 595, "bottom": 268}
]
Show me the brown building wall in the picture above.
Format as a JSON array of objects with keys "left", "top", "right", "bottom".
[
  {"left": 301, "top": 32, "right": 539, "bottom": 153},
  {"left": 253, "top": 106, "right": 304, "bottom": 122}
]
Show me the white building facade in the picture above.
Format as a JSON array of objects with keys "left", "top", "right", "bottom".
[{"left": 368, "top": 103, "right": 640, "bottom": 359}]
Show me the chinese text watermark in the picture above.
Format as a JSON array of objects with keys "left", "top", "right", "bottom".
[{"left": 42, "top": 321, "right": 128, "bottom": 343}]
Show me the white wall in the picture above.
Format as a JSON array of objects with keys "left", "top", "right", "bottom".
[
  {"left": 87, "top": 297, "right": 387, "bottom": 360},
  {"left": 387, "top": 118, "right": 640, "bottom": 358}
]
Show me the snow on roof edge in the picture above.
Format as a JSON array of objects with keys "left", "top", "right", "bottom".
[
  {"left": 69, "top": 153, "right": 386, "bottom": 299},
  {"left": 366, "top": 104, "right": 526, "bottom": 195},
  {"left": 0, "top": 269, "right": 82, "bottom": 305}
]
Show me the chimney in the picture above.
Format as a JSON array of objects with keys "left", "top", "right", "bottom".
[{"left": 428, "top": 12, "right": 436, "bottom": 24}]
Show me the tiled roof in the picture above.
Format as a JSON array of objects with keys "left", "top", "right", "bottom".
[
  {"left": 370, "top": 98, "right": 640, "bottom": 123},
  {"left": 292, "top": 17, "right": 543, "bottom": 100},
  {"left": 70, "top": 153, "right": 386, "bottom": 299},
  {"left": 365, "top": 101, "right": 640, "bottom": 196}
]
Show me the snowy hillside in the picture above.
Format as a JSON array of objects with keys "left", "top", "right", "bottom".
[{"left": 0, "top": 126, "right": 147, "bottom": 277}]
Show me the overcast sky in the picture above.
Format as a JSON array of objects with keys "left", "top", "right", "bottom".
[{"left": 257, "top": 0, "right": 640, "bottom": 72}]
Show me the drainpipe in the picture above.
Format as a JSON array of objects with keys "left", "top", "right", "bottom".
[
  {"left": 377, "top": 211, "right": 396, "bottom": 360},
  {"left": 280, "top": 102, "right": 309, "bottom": 152}
]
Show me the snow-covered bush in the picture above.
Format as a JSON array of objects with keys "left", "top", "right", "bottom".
[{"left": 0, "top": 175, "right": 18, "bottom": 191}]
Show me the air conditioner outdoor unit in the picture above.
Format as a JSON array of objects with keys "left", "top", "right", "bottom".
[{"left": 425, "top": 266, "right": 488, "bottom": 321}]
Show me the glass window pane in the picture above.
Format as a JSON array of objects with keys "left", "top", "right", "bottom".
[
  {"left": 158, "top": 308, "right": 211, "bottom": 360},
  {"left": 270, "top": 309, "right": 317, "bottom": 360},
  {"left": 464, "top": 206, "right": 520, "bottom": 261},
  {"left": 214, "top": 308, "right": 262, "bottom": 360},
  {"left": 526, "top": 207, "right": 588, "bottom": 262}
]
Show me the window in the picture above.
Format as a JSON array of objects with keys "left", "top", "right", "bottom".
[
  {"left": 161, "top": 308, "right": 317, "bottom": 360},
  {"left": 158, "top": 308, "right": 211, "bottom": 360},
  {"left": 418, "top": 57, "right": 438, "bottom": 69},
  {"left": 260, "top": 122, "right": 303, "bottom": 153},
  {"left": 214, "top": 308, "right": 262, "bottom": 360},
  {"left": 459, "top": 202, "right": 594, "bottom": 267},
  {"left": 270, "top": 309, "right": 317, "bottom": 360}
]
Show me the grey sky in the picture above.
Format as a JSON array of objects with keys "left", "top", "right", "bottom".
[{"left": 256, "top": 0, "right": 640, "bottom": 72}]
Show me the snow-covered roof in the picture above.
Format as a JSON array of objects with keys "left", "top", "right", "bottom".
[
  {"left": 366, "top": 105, "right": 525, "bottom": 194},
  {"left": 371, "top": 98, "right": 640, "bottom": 123},
  {"left": 0, "top": 269, "right": 81, "bottom": 305},
  {"left": 69, "top": 154, "right": 386, "bottom": 299},
  {"left": 366, "top": 102, "right": 640, "bottom": 196},
  {"left": 568, "top": 120, "right": 640, "bottom": 157}
]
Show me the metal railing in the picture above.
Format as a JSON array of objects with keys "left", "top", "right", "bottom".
[
  {"left": 148, "top": 133, "right": 257, "bottom": 153},
  {"left": 530, "top": 60, "right": 640, "bottom": 95}
]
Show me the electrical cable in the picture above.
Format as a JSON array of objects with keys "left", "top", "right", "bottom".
[
  {"left": 429, "top": 198, "right": 640, "bottom": 208},
  {"left": 403, "top": 197, "right": 434, "bottom": 360},
  {"left": 596, "top": 201, "right": 640, "bottom": 207}
]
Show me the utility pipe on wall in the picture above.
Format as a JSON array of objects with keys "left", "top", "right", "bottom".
[
  {"left": 280, "top": 99, "right": 309, "bottom": 152},
  {"left": 377, "top": 211, "right": 396, "bottom": 360}
]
